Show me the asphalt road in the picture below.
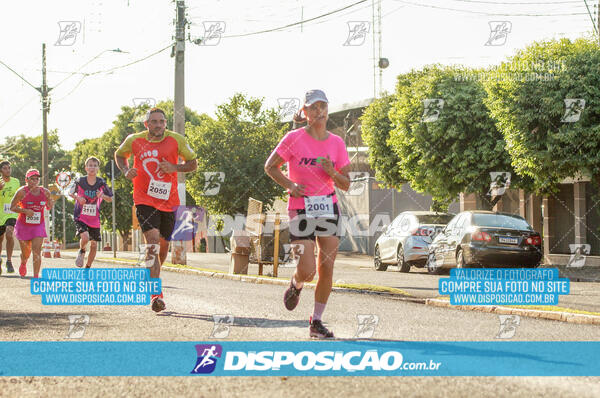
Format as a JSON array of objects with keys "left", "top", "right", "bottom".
[{"left": 1, "top": 257, "right": 599, "bottom": 397}]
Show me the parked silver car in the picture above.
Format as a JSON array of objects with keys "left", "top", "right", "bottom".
[{"left": 374, "top": 211, "right": 455, "bottom": 272}]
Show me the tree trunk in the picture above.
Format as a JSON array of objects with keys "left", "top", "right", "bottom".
[{"left": 119, "top": 230, "right": 132, "bottom": 251}]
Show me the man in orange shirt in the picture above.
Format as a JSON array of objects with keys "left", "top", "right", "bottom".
[{"left": 115, "top": 107, "right": 197, "bottom": 312}]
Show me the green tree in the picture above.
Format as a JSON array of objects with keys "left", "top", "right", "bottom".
[
  {"left": 0, "top": 130, "right": 71, "bottom": 184},
  {"left": 186, "top": 93, "right": 288, "bottom": 215},
  {"left": 360, "top": 94, "right": 405, "bottom": 188},
  {"left": 385, "top": 66, "right": 525, "bottom": 209},
  {"left": 483, "top": 38, "right": 600, "bottom": 192}
]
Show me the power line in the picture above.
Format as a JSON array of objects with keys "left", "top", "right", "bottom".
[
  {"left": 0, "top": 95, "right": 39, "bottom": 129},
  {"left": 82, "top": 44, "right": 172, "bottom": 76},
  {"left": 392, "top": 0, "right": 588, "bottom": 16},
  {"left": 0, "top": 59, "right": 39, "bottom": 91},
  {"left": 582, "top": 0, "right": 599, "bottom": 37},
  {"left": 447, "top": 0, "right": 583, "bottom": 4},
  {"left": 49, "top": 44, "right": 171, "bottom": 82},
  {"left": 220, "top": 0, "right": 368, "bottom": 39}
]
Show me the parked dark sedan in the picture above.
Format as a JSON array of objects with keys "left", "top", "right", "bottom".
[{"left": 426, "top": 211, "right": 542, "bottom": 274}]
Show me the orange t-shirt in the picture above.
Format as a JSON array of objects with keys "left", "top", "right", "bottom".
[{"left": 115, "top": 130, "right": 196, "bottom": 212}]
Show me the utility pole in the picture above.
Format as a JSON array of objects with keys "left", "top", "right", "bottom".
[
  {"left": 111, "top": 160, "right": 117, "bottom": 258},
  {"left": 41, "top": 44, "right": 50, "bottom": 189},
  {"left": 172, "top": 0, "right": 187, "bottom": 264},
  {"left": 597, "top": 0, "right": 600, "bottom": 44}
]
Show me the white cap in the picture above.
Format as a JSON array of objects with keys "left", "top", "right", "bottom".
[{"left": 304, "top": 89, "right": 329, "bottom": 106}]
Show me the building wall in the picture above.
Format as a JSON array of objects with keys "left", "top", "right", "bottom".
[{"left": 585, "top": 182, "right": 600, "bottom": 256}]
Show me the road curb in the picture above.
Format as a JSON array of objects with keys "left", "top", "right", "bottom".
[
  {"left": 425, "top": 298, "right": 600, "bottom": 325},
  {"left": 94, "top": 256, "right": 600, "bottom": 325}
]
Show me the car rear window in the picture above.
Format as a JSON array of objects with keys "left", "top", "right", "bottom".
[
  {"left": 472, "top": 214, "right": 533, "bottom": 230},
  {"left": 417, "top": 214, "right": 455, "bottom": 225}
]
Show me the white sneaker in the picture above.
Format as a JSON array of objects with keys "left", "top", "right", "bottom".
[{"left": 76, "top": 251, "right": 85, "bottom": 268}]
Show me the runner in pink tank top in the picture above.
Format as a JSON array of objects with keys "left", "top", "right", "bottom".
[
  {"left": 11, "top": 169, "right": 54, "bottom": 278},
  {"left": 265, "top": 90, "right": 351, "bottom": 339}
]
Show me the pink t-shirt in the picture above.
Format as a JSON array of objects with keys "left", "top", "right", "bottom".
[{"left": 275, "top": 128, "right": 350, "bottom": 210}]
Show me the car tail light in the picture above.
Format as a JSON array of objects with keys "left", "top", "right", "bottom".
[
  {"left": 526, "top": 235, "right": 542, "bottom": 246},
  {"left": 472, "top": 230, "right": 492, "bottom": 242}
]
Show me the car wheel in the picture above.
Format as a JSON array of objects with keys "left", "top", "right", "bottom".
[
  {"left": 456, "top": 248, "right": 467, "bottom": 269},
  {"left": 427, "top": 251, "right": 443, "bottom": 275},
  {"left": 374, "top": 246, "right": 388, "bottom": 271},
  {"left": 397, "top": 246, "right": 410, "bottom": 273}
]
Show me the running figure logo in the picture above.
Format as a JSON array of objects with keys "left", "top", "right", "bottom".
[
  {"left": 354, "top": 314, "right": 379, "bottom": 338},
  {"left": 561, "top": 99, "right": 586, "bottom": 123},
  {"left": 191, "top": 344, "right": 223, "bottom": 374},
  {"left": 137, "top": 244, "right": 159, "bottom": 267},
  {"left": 422, "top": 99, "right": 444, "bottom": 122},
  {"left": 200, "top": 21, "right": 226, "bottom": 46},
  {"left": 485, "top": 21, "right": 511, "bottom": 46},
  {"left": 348, "top": 172, "right": 369, "bottom": 196},
  {"left": 567, "top": 244, "right": 590, "bottom": 268},
  {"left": 171, "top": 206, "right": 205, "bottom": 241},
  {"left": 496, "top": 315, "right": 520, "bottom": 339},
  {"left": 488, "top": 172, "right": 511, "bottom": 197},
  {"left": 66, "top": 315, "right": 90, "bottom": 339},
  {"left": 344, "top": 21, "right": 370, "bottom": 46},
  {"left": 203, "top": 172, "right": 225, "bottom": 196},
  {"left": 210, "top": 315, "right": 234, "bottom": 338},
  {"left": 281, "top": 243, "right": 305, "bottom": 268},
  {"left": 55, "top": 21, "right": 81, "bottom": 46},
  {"left": 277, "top": 98, "right": 301, "bottom": 119},
  {"left": 130, "top": 98, "right": 156, "bottom": 123}
]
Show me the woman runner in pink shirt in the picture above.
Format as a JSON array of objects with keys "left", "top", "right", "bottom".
[
  {"left": 10, "top": 169, "right": 54, "bottom": 278},
  {"left": 265, "top": 89, "right": 351, "bottom": 338}
]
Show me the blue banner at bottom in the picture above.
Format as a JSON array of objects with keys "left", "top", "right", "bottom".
[{"left": 1, "top": 341, "right": 599, "bottom": 376}]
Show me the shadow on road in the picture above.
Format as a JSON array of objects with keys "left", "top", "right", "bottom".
[
  {"left": 0, "top": 312, "right": 66, "bottom": 332},
  {"left": 156, "top": 312, "right": 307, "bottom": 328}
]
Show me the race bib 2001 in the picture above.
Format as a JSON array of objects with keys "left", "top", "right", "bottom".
[
  {"left": 147, "top": 180, "right": 171, "bottom": 201},
  {"left": 304, "top": 195, "right": 334, "bottom": 218}
]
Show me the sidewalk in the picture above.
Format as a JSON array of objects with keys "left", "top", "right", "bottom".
[{"left": 55, "top": 249, "right": 600, "bottom": 318}]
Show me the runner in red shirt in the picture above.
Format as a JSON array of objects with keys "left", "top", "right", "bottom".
[
  {"left": 265, "top": 90, "right": 351, "bottom": 338},
  {"left": 115, "top": 107, "right": 197, "bottom": 312}
]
